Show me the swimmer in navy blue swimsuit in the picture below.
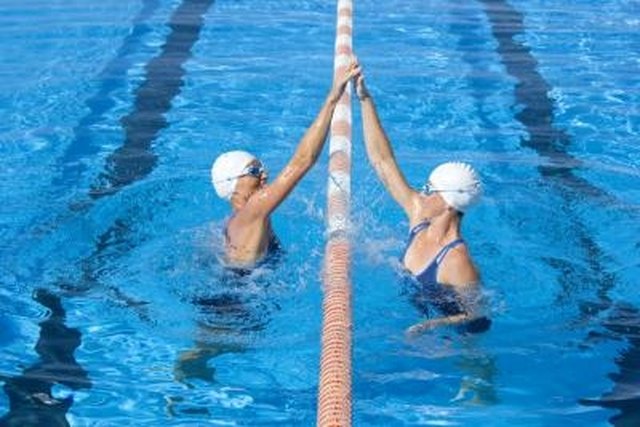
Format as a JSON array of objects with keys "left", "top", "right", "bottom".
[
  {"left": 209, "top": 61, "right": 361, "bottom": 268},
  {"left": 401, "top": 220, "right": 491, "bottom": 334},
  {"left": 356, "top": 69, "right": 490, "bottom": 335},
  {"left": 401, "top": 221, "right": 467, "bottom": 315}
]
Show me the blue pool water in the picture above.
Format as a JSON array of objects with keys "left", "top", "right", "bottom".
[{"left": 1, "top": 0, "right": 639, "bottom": 425}]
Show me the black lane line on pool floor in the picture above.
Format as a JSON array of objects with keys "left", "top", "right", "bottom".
[
  {"left": 53, "top": 0, "right": 162, "bottom": 191},
  {"left": 0, "top": 2, "right": 160, "bottom": 423},
  {"left": 478, "top": 0, "right": 640, "bottom": 423},
  {"left": 0, "top": 289, "right": 91, "bottom": 427},
  {"left": 470, "top": 0, "right": 617, "bottom": 299},
  {"left": 479, "top": 0, "right": 611, "bottom": 199},
  {"left": 61, "top": 211, "right": 155, "bottom": 321},
  {"left": 579, "top": 303, "right": 640, "bottom": 427},
  {"left": 59, "top": 0, "right": 216, "bottom": 315},
  {"left": 1, "top": 1, "right": 215, "bottom": 424},
  {"left": 90, "top": 0, "right": 216, "bottom": 199},
  {"left": 12, "top": 0, "right": 163, "bottom": 271}
]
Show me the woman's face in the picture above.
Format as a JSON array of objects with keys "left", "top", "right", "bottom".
[
  {"left": 235, "top": 159, "right": 267, "bottom": 196},
  {"left": 417, "top": 182, "right": 449, "bottom": 214}
]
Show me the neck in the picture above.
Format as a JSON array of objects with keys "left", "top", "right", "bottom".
[{"left": 427, "top": 209, "right": 461, "bottom": 244}]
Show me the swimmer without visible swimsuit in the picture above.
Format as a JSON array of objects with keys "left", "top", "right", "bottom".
[
  {"left": 401, "top": 219, "right": 491, "bottom": 333},
  {"left": 222, "top": 216, "right": 282, "bottom": 273}
]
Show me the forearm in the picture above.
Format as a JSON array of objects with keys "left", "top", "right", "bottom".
[
  {"left": 359, "top": 94, "right": 414, "bottom": 211},
  {"left": 247, "top": 92, "right": 341, "bottom": 217},
  {"left": 293, "top": 91, "right": 342, "bottom": 167},
  {"left": 405, "top": 314, "right": 470, "bottom": 337},
  {"left": 360, "top": 96, "right": 396, "bottom": 169},
  {"left": 293, "top": 60, "right": 358, "bottom": 167}
]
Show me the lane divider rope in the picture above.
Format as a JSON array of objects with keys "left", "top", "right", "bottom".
[{"left": 317, "top": 1, "right": 354, "bottom": 426}]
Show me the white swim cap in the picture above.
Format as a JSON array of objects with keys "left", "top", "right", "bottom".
[
  {"left": 210, "top": 150, "right": 257, "bottom": 200},
  {"left": 428, "top": 162, "right": 482, "bottom": 212}
]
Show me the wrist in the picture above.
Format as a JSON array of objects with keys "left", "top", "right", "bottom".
[
  {"left": 358, "top": 92, "right": 371, "bottom": 102},
  {"left": 328, "top": 90, "right": 342, "bottom": 104},
  {"left": 357, "top": 85, "right": 371, "bottom": 101}
]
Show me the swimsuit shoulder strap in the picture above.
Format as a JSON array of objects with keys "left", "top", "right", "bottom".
[
  {"left": 434, "top": 238, "right": 465, "bottom": 266},
  {"left": 409, "top": 219, "right": 431, "bottom": 237},
  {"left": 413, "top": 238, "right": 466, "bottom": 283},
  {"left": 401, "top": 219, "right": 432, "bottom": 264}
]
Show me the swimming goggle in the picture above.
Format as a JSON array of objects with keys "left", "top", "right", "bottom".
[
  {"left": 240, "top": 163, "right": 265, "bottom": 179},
  {"left": 214, "top": 162, "right": 265, "bottom": 184},
  {"left": 421, "top": 182, "right": 468, "bottom": 195}
]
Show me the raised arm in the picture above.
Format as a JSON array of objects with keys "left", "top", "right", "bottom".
[
  {"left": 245, "top": 62, "right": 361, "bottom": 217},
  {"left": 357, "top": 75, "right": 416, "bottom": 216}
]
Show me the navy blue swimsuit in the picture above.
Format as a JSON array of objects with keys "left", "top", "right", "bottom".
[{"left": 402, "top": 220, "right": 490, "bottom": 333}]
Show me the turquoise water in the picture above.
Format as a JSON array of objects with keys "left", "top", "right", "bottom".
[{"left": 1, "top": 0, "right": 639, "bottom": 425}]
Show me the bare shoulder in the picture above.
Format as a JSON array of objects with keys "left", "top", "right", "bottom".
[
  {"left": 438, "top": 243, "right": 480, "bottom": 286},
  {"left": 238, "top": 187, "right": 275, "bottom": 220},
  {"left": 227, "top": 200, "right": 268, "bottom": 236},
  {"left": 244, "top": 170, "right": 302, "bottom": 216}
]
